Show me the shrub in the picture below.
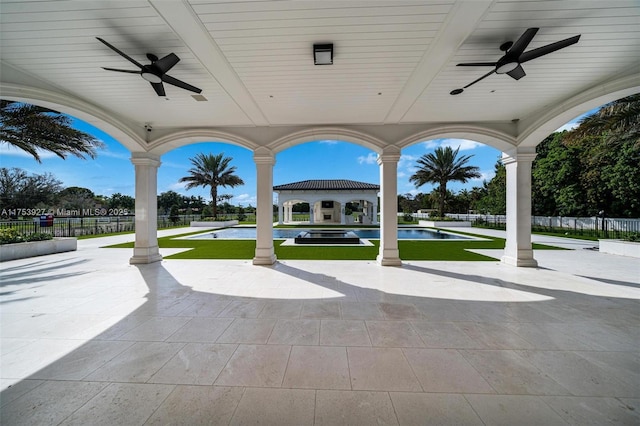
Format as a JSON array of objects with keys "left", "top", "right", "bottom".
[
  {"left": 0, "top": 228, "right": 24, "bottom": 244},
  {"left": 0, "top": 228, "right": 53, "bottom": 245},
  {"left": 624, "top": 232, "right": 640, "bottom": 242},
  {"left": 25, "top": 233, "right": 53, "bottom": 242}
]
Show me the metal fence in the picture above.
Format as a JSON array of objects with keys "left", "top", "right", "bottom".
[{"left": 444, "top": 213, "right": 640, "bottom": 239}]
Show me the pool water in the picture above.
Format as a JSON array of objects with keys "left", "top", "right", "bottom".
[{"left": 187, "top": 227, "right": 469, "bottom": 240}]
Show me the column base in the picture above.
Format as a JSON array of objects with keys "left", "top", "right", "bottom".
[
  {"left": 376, "top": 253, "right": 402, "bottom": 267},
  {"left": 501, "top": 254, "right": 538, "bottom": 267},
  {"left": 253, "top": 247, "right": 277, "bottom": 265},
  {"left": 129, "top": 246, "right": 163, "bottom": 264}
]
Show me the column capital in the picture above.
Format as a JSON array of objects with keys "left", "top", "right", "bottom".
[
  {"left": 376, "top": 145, "right": 401, "bottom": 164},
  {"left": 130, "top": 152, "right": 161, "bottom": 167},
  {"left": 502, "top": 148, "right": 537, "bottom": 165},
  {"left": 253, "top": 147, "right": 275, "bottom": 165}
]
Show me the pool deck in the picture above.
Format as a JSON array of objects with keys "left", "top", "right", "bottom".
[{"left": 1, "top": 227, "right": 639, "bottom": 425}]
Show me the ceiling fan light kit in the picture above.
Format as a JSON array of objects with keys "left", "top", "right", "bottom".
[
  {"left": 97, "top": 37, "right": 202, "bottom": 97},
  {"left": 450, "top": 28, "right": 580, "bottom": 95}
]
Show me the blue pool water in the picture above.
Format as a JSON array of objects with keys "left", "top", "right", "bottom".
[{"left": 187, "top": 228, "right": 469, "bottom": 240}]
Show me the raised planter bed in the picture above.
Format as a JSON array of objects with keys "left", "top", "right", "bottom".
[
  {"left": 419, "top": 220, "right": 472, "bottom": 228},
  {"left": 599, "top": 239, "right": 640, "bottom": 258},
  {"left": 0, "top": 237, "right": 77, "bottom": 262},
  {"left": 190, "top": 220, "right": 238, "bottom": 228}
]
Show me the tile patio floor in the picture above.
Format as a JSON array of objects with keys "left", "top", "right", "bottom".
[{"left": 1, "top": 228, "right": 639, "bottom": 425}]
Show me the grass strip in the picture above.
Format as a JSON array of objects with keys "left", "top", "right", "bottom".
[{"left": 103, "top": 229, "right": 562, "bottom": 261}]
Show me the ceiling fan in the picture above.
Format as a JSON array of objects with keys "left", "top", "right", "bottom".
[
  {"left": 96, "top": 37, "right": 202, "bottom": 97},
  {"left": 450, "top": 28, "right": 580, "bottom": 95}
]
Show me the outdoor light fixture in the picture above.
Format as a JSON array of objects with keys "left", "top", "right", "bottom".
[{"left": 314, "top": 44, "right": 333, "bottom": 65}]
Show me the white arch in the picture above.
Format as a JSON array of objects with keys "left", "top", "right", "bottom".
[
  {"left": 0, "top": 83, "right": 146, "bottom": 153},
  {"left": 518, "top": 73, "right": 640, "bottom": 148},
  {"left": 267, "top": 127, "right": 387, "bottom": 154},
  {"left": 148, "top": 129, "right": 260, "bottom": 155},
  {"left": 395, "top": 125, "right": 517, "bottom": 153}
]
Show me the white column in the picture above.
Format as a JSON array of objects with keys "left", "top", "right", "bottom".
[
  {"left": 129, "top": 153, "right": 162, "bottom": 264},
  {"left": 278, "top": 202, "right": 283, "bottom": 224},
  {"left": 376, "top": 148, "right": 402, "bottom": 266},
  {"left": 501, "top": 149, "right": 538, "bottom": 267},
  {"left": 372, "top": 201, "right": 378, "bottom": 225},
  {"left": 309, "top": 201, "right": 315, "bottom": 224},
  {"left": 253, "top": 150, "right": 277, "bottom": 265}
]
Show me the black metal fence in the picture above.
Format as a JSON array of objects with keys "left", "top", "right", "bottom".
[{"left": 455, "top": 214, "right": 640, "bottom": 240}]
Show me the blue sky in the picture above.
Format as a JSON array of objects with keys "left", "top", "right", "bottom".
[{"left": 1, "top": 116, "right": 584, "bottom": 207}]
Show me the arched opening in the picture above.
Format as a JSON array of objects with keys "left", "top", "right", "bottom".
[{"left": 157, "top": 141, "right": 255, "bottom": 224}]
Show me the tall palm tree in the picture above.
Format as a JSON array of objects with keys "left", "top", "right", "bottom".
[
  {"left": 410, "top": 146, "right": 481, "bottom": 218},
  {"left": 179, "top": 153, "right": 244, "bottom": 218},
  {"left": 1, "top": 101, "right": 104, "bottom": 162},
  {"left": 565, "top": 94, "right": 639, "bottom": 147}
]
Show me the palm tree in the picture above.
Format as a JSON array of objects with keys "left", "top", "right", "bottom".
[
  {"left": 179, "top": 153, "right": 244, "bottom": 218},
  {"left": 0, "top": 101, "right": 104, "bottom": 162},
  {"left": 565, "top": 94, "right": 639, "bottom": 147},
  {"left": 409, "top": 146, "right": 481, "bottom": 218}
]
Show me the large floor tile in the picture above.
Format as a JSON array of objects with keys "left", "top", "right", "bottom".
[
  {"left": 347, "top": 347, "right": 421, "bottom": 391},
  {"left": 390, "top": 392, "right": 484, "bottom": 425},
  {"left": 517, "top": 350, "right": 640, "bottom": 397},
  {"left": 283, "top": 346, "right": 350, "bottom": 390},
  {"left": 165, "top": 317, "right": 233, "bottom": 342},
  {"left": 366, "top": 320, "right": 424, "bottom": 347},
  {"left": 300, "top": 301, "right": 341, "bottom": 319},
  {"left": 268, "top": 319, "right": 319, "bottom": 345},
  {"left": 215, "top": 344, "right": 291, "bottom": 387},
  {"left": 457, "top": 321, "right": 535, "bottom": 349},
  {"left": 320, "top": 319, "right": 371, "bottom": 346},
  {"left": 259, "top": 301, "right": 303, "bottom": 319},
  {"left": 465, "top": 394, "right": 569, "bottom": 426},
  {"left": 0, "top": 379, "right": 43, "bottom": 406},
  {"left": 1, "top": 381, "right": 108, "bottom": 426},
  {"left": 29, "top": 340, "right": 134, "bottom": 380},
  {"left": 216, "top": 318, "right": 277, "bottom": 344},
  {"left": 218, "top": 300, "right": 267, "bottom": 318},
  {"left": 60, "top": 383, "right": 174, "bottom": 426},
  {"left": 84, "top": 342, "right": 184, "bottom": 383},
  {"left": 176, "top": 299, "right": 232, "bottom": 317},
  {"left": 340, "top": 302, "right": 385, "bottom": 320},
  {"left": 403, "top": 349, "right": 494, "bottom": 393},
  {"left": 410, "top": 321, "right": 479, "bottom": 349},
  {"left": 146, "top": 385, "right": 244, "bottom": 425},
  {"left": 541, "top": 395, "right": 640, "bottom": 425},
  {"left": 148, "top": 343, "right": 237, "bottom": 385},
  {"left": 460, "top": 349, "right": 570, "bottom": 395},
  {"left": 379, "top": 303, "right": 422, "bottom": 320},
  {"left": 315, "top": 390, "right": 399, "bottom": 425},
  {"left": 118, "top": 316, "right": 191, "bottom": 341},
  {"left": 230, "top": 388, "right": 315, "bottom": 425}
]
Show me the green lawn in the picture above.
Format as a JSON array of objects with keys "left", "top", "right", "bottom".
[{"left": 104, "top": 229, "right": 561, "bottom": 261}]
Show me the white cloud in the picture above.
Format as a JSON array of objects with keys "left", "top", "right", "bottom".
[
  {"left": 357, "top": 152, "right": 378, "bottom": 165},
  {"left": 96, "top": 149, "right": 129, "bottom": 160},
  {"left": 471, "top": 169, "right": 495, "bottom": 182},
  {"left": 234, "top": 193, "right": 256, "bottom": 206},
  {"left": 168, "top": 181, "right": 188, "bottom": 192},
  {"left": 397, "top": 171, "right": 407, "bottom": 178},
  {"left": 0, "top": 143, "right": 57, "bottom": 159},
  {"left": 421, "top": 139, "right": 482, "bottom": 151},
  {"left": 440, "top": 139, "right": 483, "bottom": 151},
  {"left": 318, "top": 140, "right": 339, "bottom": 145}
]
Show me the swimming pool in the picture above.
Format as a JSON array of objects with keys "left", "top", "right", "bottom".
[{"left": 187, "top": 227, "right": 470, "bottom": 240}]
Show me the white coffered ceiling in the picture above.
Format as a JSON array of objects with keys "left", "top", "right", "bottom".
[{"left": 1, "top": 0, "right": 639, "bottom": 152}]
